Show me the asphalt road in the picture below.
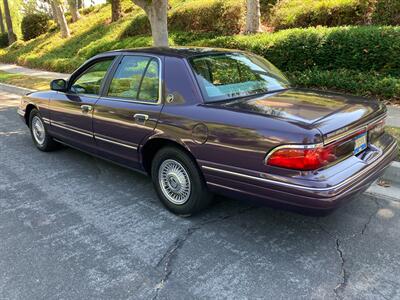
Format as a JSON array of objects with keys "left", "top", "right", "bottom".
[{"left": 1, "top": 90, "right": 400, "bottom": 300}]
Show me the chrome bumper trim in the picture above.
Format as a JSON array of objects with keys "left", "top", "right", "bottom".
[
  {"left": 202, "top": 140, "right": 397, "bottom": 193},
  {"left": 51, "top": 121, "right": 93, "bottom": 138},
  {"left": 94, "top": 135, "right": 138, "bottom": 150}
]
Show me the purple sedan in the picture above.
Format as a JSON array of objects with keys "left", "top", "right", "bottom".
[{"left": 18, "top": 47, "right": 397, "bottom": 215}]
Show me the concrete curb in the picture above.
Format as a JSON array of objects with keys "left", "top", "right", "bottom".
[
  {"left": 0, "top": 82, "right": 35, "bottom": 96},
  {"left": 381, "top": 161, "right": 400, "bottom": 185}
]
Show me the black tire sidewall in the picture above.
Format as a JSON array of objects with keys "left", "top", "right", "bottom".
[{"left": 151, "top": 147, "right": 211, "bottom": 215}]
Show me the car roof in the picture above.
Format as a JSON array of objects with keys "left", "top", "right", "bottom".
[{"left": 102, "top": 46, "right": 245, "bottom": 59}]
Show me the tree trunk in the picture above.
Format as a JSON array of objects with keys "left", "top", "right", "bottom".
[
  {"left": 245, "top": 0, "right": 261, "bottom": 34},
  {"left": 68, "top": 0, "right": 81, "bottom": 22},
  {"left": 132, "top": 0, "right": 169, "bottom": 47},
  {"left": 2, "top": 0, "right": 17, "bottom": 44},
  {"left": 77, "top": 0, "right": 83, "bottom": 9},
  {"left": 111, "top": 0, "right": 122, "bottom": 22},
  {"left": 50, "top": 1, "right": 60, "bottom": 23},
  {"left": 52, "top": 1, "right": 71, "bottom": 38},
  {"left": 0, "top": 6, "right": 5, "bottom": 34}
]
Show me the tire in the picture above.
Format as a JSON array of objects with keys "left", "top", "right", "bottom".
[
  {"left": 29, "top": 109, "right": 59, "bottom": 152},
  {"left": 151, "top": 147, "right": 212, "bottom": 216}
]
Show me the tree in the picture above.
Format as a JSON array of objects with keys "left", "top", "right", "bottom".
[
  {"left": 245, "top": 0, "right": 261, "bottom": 34},
  {"left": 68, "top": 0, "right": 80, "bottom": 22},
  {"left": 131, "top": 0, "right": 168, "bottom": 47},
  {"left": 2, "top": 0, "right": 17, "bottom": 44},
  {"left": 0, "top": 6, "right": 5, "bottom": 34},
  {"left": 52, "top": 0, "right": 70, "bottom": 38},
  {"left": 111, "top": 0, "right": 122, "bottom": 22},
  {"left": 77, "top": 0, "right": 83, "bottom": 9}
]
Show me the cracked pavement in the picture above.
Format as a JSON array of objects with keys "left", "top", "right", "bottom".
[{"left": 1, "top": 91, "right": 400, "bottom": 299}]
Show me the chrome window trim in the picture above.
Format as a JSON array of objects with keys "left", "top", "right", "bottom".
[
  {"left": 94, "top": 135, "right": 138, "bottom": 150},
  {"left": 203, "top": 140, "right": 397, "bottom": 193},
  {"left": 51, "top": 121, "right": 93, "bottom": 138},
  {"left": 104, "top": 54, "right": 163, "bottom": 106}
]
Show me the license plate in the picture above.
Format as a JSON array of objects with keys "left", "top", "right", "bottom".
[{"left": 354, "top": 132, "right": 367, "bottom": 155}]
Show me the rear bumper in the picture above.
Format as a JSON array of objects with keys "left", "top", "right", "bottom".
[{"left": 202, "top": 135, "right": 397, "bottom": 214}]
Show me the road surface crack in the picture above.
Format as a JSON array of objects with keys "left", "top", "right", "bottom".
[
  {"left": 334, "top": 238, "right": 348, "bottom": 299},
  {"left": 152, "top": 206, "right": 256, "bottom": 299}
]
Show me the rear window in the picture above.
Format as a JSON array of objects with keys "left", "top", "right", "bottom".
[{"left": 189, "top": 53, "right": 290, "bottom": 103}]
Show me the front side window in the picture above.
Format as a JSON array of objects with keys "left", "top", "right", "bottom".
[
  {"left": 107, "top": 56, "right": 160, "bottom": 102},
  {"left": 70, "top": 59, "right": 114, "bottom": 95},
  {"left": 189, "top": 53, "right": 290, "bottom": 102}
]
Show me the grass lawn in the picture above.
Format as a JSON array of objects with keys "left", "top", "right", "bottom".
[{"left": 0, "top": 71, "right": 49, "bottom": 90}]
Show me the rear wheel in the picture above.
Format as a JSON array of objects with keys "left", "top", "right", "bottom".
[
  {"left": 151, "top": 147, "right": 212, "bottom": 216},
  {"left": 29, "top": 109, "right": 59, "bottom": 151}
]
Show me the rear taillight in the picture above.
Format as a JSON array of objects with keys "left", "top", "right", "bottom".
[{"left": 266, "top": 144, "right": 337, "bottom": 171}]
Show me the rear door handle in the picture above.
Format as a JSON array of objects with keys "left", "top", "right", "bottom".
[
  {"left": 134, "top": 113, "right": 149, "bottom": 124},
  {"left": 81, "top": 105, "right": 93, "bottom": 113}
]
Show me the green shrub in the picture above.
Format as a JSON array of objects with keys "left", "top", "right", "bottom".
[
  {"left": 288, "top": 68, "right": 400, "bottom": 101},
  {"left": 192, "top": 26, "right": 400, "bottom": 76},
  {"left": 372, "top": 0, "right": 400, "bottom": 25},
  {"left": 122, "top": 0, "right": 244, "bottom": 38},
  {"left": 21, "top": 13, "right": 50, "bottom": 41},
  {"left": 269, "top": 0, "right": 371, "bottom": 29},
  {"left": 169, "top": 0, "right": 244, "bottom": 35},
  {"left": 0, "top": 33, "right": 8, "bottom": 48}
]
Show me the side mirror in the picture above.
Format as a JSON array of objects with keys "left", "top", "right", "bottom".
[{"left": 50, "top": 79, "right": 67, "bottom": 92}]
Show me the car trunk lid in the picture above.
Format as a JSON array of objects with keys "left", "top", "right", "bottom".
[{"left": 211, "top": 88, "right": 386, "bottom": 143}]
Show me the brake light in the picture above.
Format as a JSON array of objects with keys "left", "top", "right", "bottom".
[{"left": 266, "top": 144, "right": 337, "bottom": 171}]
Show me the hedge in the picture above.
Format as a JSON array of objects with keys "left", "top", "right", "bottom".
[
  {"left": 268, "top": 0, "right": 400, "bottom": 29},
  {"left": 122, "top": 0, "right": 244, "bottom": 38},
  {"left": 192, "top": 26, "right": 400, "bottom": 76},
  {"left": 289, "top": 68, "right": 400, "bottom": 101}
]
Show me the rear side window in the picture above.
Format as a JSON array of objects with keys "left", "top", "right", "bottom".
[{"left": 107, "top": 56, "right": 160, "bottom": 102}]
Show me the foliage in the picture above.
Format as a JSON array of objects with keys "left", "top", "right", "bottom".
[
  {"left": 21, "top": 13, "right": 50, "bottom": 41},
  {"left": 191, "top": 26, "right": 400, "bottom": 76},
  {"left": 288, "top": 68, "right": 400, "bottom": 101},
  {"left": 372, "top": 0, "right": 400, "bottom": 25},
  {"left": 269, "top": 0, "right": 371, "bottom": 29},
  {"left": 122, "top": 0, "right": 244, "bottom": 38},
  {"left": 0, "top": 33, "right": 8, "bottom": 48},
  {"left": 0, "top": 0, "right": 399, "bottom": 102}
]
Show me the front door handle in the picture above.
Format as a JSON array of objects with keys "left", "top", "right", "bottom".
[
  {"left": 81, "top": 105, "right": 93, "bottom": 114},
  {"left": 134, "top": 113, "right": 149, "bottom": 124}
]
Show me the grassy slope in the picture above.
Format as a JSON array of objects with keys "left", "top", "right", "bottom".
[{"left": 0, "top": 0, "right": 398, "bottom": 102}]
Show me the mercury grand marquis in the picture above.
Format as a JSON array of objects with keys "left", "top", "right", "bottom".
[{"left": 18, "top": 47, "right": 397, "bottom": 215}]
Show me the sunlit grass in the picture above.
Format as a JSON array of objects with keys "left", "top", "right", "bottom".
[{"left": 0, "top": 71, "right": 49, "bottom": 90}]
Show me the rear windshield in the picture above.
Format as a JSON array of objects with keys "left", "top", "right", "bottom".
[{"left": 189, "top": 53, "right": 290, "bottom": 103}]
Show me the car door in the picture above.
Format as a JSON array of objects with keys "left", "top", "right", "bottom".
[
  {"left": 49, "top": 57, "right": 115, "bottom": 152},
  {"left": 93, "top": 54, "right": 163, "bottom": 169}
]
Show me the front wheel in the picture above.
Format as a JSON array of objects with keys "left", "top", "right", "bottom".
[
  {"left": 151, "top": 147, "right": 212, "bottom": 216},
  {"left": 29, "top": 109, "right": 59, "bottom": 151}
]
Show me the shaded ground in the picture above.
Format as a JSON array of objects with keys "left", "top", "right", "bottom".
[{"left": 1, "top": 91, "right": 399, "bottom": 299}]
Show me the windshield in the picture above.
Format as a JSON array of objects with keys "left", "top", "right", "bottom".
[{"left": 189, "top": 52, "right": 290, "bottom": 103}]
